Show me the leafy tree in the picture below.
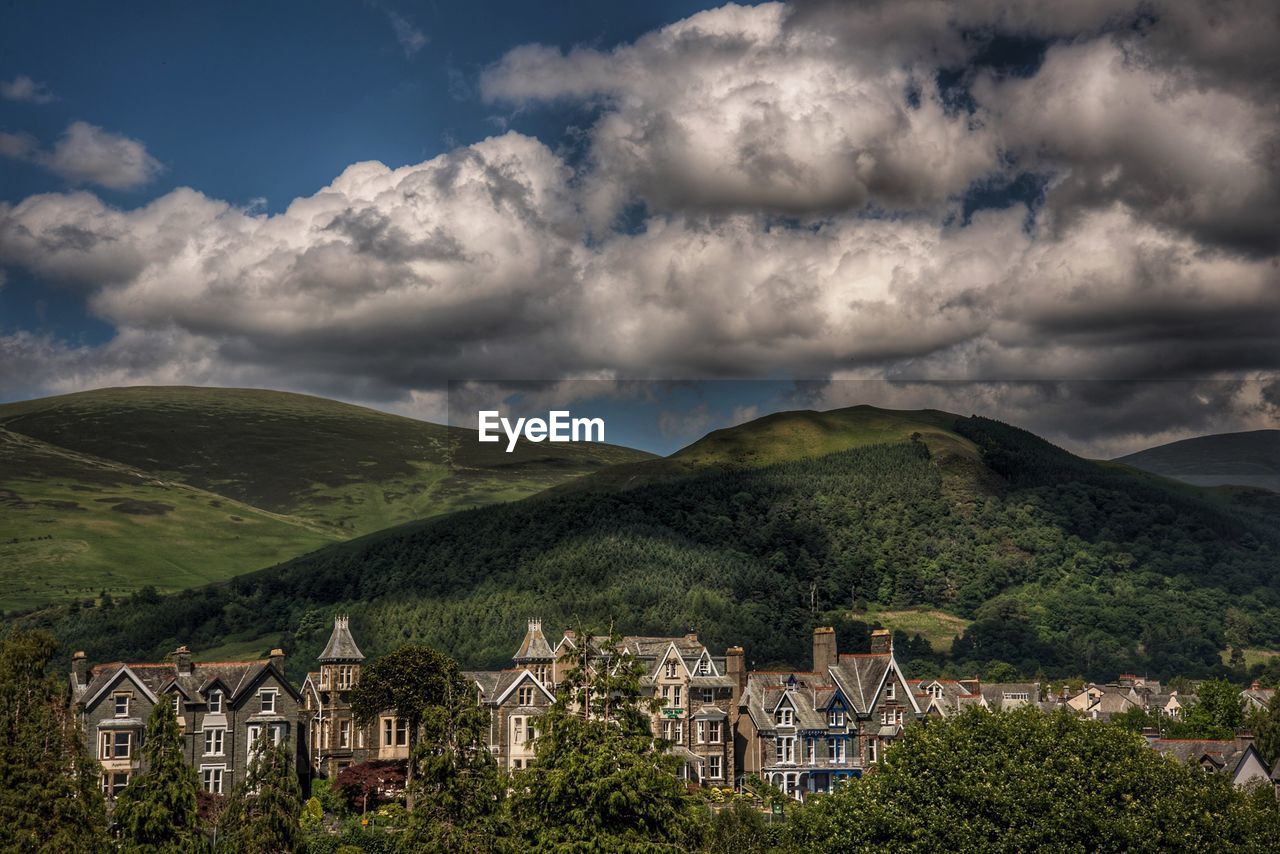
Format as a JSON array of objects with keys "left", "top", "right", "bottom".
[
  {"left": 1167, "top": 679, "right": 1244, "bottom": 739},
  {"left": 217, "top": 734, "right": 301, "bottom": 853},
  {"left": 704, "top": 799, "right": 771, "bottom": 854},
  {"left": 1247, "top": 689, "right": 1280, "bottom": 767},
  {"left": 0, "top": 629, "right": 108, "bottom": 852},
  {"left": 509, "top": 625, "right": 699, "bottom": 850},
  {"left": 349, "top": 645, "right": 460, "bottom": 813},
  {"left": 113, "top": 698, "right": 205, "bottom": 852},
  {"left": 1109, "top": 705, "right": 1162, "bottom": 735},
  {"left": 786, "top": 707, "right": 1280, "bottom": 852},
  {"left": 333, "top": 760, "right": 405, "bottom": 813}
]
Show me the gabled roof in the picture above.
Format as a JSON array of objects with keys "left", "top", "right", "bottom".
[
  {"left": 78, "top": 654, "right": 297, "bottom": 711},
  {"left": 319, "top": 615, "right": 365, "bottom": 663}
]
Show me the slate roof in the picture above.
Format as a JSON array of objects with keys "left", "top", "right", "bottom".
[
  {"left": 978, "top": 682, "right": 1039, "bottom": 712},
  {"left": 319, "top": 615, "right": 365, "bottom": 663},
  {"left": 1242, "top": 686, "right": 1276, "bottom": 710},
  {"left": 1148, "top": 739, "right": 1259, "bottom": 780},
  {"left": 827, "top": 653, "right": 893, "bottom": 714},
  {"left": 76, "top": 655, "right": 294, "bottom": 709},
  {"left": 912, "top": 678, "right": 985, "bottom": 714},
  {"left": 740, "top": 671, "right": 834, "bottom": 732}
]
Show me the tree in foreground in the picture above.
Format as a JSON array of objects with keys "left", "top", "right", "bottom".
[
  {"left": 0, "top": 629, "right": 108, "bottom": 852},
  {"left": 349, "top": 644, "right": 462, "bottom": 814},
  {"left": 112, "top": 698, "right": 205, "bottom": 852},
  {"left": 1167, "top": 678, "right": 1245, "bottom": 740},
  {"left": 786, "top": 706, "right": 1280, "bottom": 852},
  {"left": 1248, "top": 688, "right": 1280, "bottom": 768},
  {"left": 509, "top": 625, "right": 699, "bottom": 851},
  {"left": 217, "top": 733, "right": 301, "bottom": 853}
]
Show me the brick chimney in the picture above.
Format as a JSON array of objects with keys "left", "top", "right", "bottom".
[
  {"left": 173, "top": 645, "right": 193, "bottom": 674},
  {"left": 269, "top": 648, "right": 285, "bottom": 670},
  {"left": 684, "top": 632, "right": 699, "bottom": 644},
  {"left": 870, "top": 628, "right": 892, "bottom": 654},
  {"left": 72, "top": 651, "right": 89, "bottom": 686},
  {"left": 813, "top": 626, "right": 837, "bottom": 673},
  {"left": 1235, "top": 729, "right": 1255, "bottom": 751},
  {"left": 725, "top": 646, "right": 746, "bottom": 704}
]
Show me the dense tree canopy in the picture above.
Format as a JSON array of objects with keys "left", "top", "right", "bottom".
[
  {"left": 0, "top": 629, "right": 108, "bottom": 853},
  {"left": 216, "top": 734, "right": 302, "bottom": 853},
  {"left": 785, "top": 707, "right": 1280, "bottom": 852}
]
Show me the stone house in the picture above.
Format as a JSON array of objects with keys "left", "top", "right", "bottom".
[
  {"left": 463, "top": 620, "right": 739, "bottom": 785},
  {"left": 70, "top": 644, "right": 305, "bottom": 801},
  {"left": 300, "top": 616, "right": 411, "bottom": 779},
  {"left": 736, "top": 627, "right": 921, "bottom": 800}
]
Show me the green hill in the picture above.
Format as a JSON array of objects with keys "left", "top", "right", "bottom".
[
  {"left": 0, "top": 386, "right": 653, "bottom": 611},
  {"left": 40, "top": 405, "right": 1280, "bottom": 684},
  {"left": 1116, "top": 429, "right": 1280, "bottom": 493}
]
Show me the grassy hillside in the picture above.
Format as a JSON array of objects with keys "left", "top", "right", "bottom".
[
  {"left": 0, "top": 429, "right": 334, "bottom": 612},
  {"left": 0, "top": 386, "right": 653, "bottom": 611},
  {"left": 1116, "top": 429, "right": 1280, "bottom": 493},
  {"left": 38, "top": 407, "right": 1280, "bottom": 684}
]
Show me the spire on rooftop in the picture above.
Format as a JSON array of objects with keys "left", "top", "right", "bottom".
[
  {"left": 319, "top": 615, "right": 365, "bottom": 663},
  {"left": 514, "top": 618, "right": 554, "bottom": 663}
]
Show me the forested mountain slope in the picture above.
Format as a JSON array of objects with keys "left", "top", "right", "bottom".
[{"left": 33, "top": 410, "right": 1280, "bottom": 683}]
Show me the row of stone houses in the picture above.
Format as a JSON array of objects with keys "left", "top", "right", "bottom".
[{"left": 69, "top": 617, "right": 1280, "bottom": 804}]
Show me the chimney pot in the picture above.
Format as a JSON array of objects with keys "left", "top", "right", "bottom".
[
  {"left": 812, "top": 626, "right": 837, "bottom": 673},
  {"left": 684, "top": 632, "right": 699, "bottom": 643},
  {"left": 270, "top": 648, "right": 285, "bottom": 667},
  {"left": 173, "top": 645, "right": 193, "bottom": 674},
  {"left": 870, "top": 628, "right": 892, "bottom": 654},
  {"left": 72, "top": 651, "right": 89, "bottom": 686}
]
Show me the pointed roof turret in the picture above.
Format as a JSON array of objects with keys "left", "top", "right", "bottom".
[
  {"left": 514, "top": 618, "right": 554, "bottom": 663},
  {"left": 319, "top": 615, "right": 364, "bottom": 663}
]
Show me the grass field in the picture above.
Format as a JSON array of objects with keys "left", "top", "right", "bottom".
[
  {"left": 0, "top": 386, "right": 654, "bottom": 612},
  {"left": 851, "top": 606, "right": 972, "bottom": 653}
]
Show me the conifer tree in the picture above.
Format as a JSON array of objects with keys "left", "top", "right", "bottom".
[
  {"left": 510, "top": 624, "right": 698, "bottom": 850},
  {"left": 112, "top": 698, "right": 205, "bottom": 852},
  {"left": 0, "top": 629, "right": 109, "bottom": 853},
  {"left": 217, "top": 733, "right": 301, "bottom": 853}
]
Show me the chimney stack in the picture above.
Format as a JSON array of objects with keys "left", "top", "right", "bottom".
[
  {"left": 684, "top": 632, "right": 699, "bottom": 644},
  {"left": 813, "top": 626, "right": 837, "bottom": 673},
  {"left": 870, "top": 628, "right": 892, "bottom": 655},
  {"left": 72, "top": 651, "right": 88, "bottom": 686},
  {"left": 174, "top": 645, "right": 193, "bottom": 674},
  {"left": 725, "top": 646, "right": 746, "bottom": 704},
  {"left": 270, "top": 648, "right": 286, "bottom": 670}
]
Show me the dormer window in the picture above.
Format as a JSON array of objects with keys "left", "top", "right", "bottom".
[
  {"left": 828, "top": 709, "right": 845, "bottom": 728},
  {"left": 885, "top": 681, "right": 896, "bottom": 701},
  {"left": 928, "top": 684, "right": 943, "bottom": 700},
  {"left": 517, "top": 685, "right": 535, "bottom": 706},
  {"left": 698, "top": 658, "right": 710, "bottom": 675},
  {"left": 113, "top": 694, "right": 129, "bottom": 717},
  {"left": 208, "top": 690, "right": 222, "bottom": 713},
  {"left": 172, "top": 694, "right": 181, "bottom": 715},
  {"left": 776, "top": 706, "right": 794, "bottom": 727},
  {"left": 665, "top": 660, "right": 678, "bottom": 679}
]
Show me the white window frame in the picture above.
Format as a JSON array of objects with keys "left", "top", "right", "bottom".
[
  {"left": 517, "top": 685, "right": 535, "bottom": 706},
  {"left": 708, "top": 720, "right": 722, "bottom": 744},
  {"left": 776, "top": 706, "right": 794, "bottom": 727},
  {"left": 204, "top": 727, "right": 225, "bottom": 756},
  {"left": 201, "top": 765, "right": 225, "bottom": 795},
  {"left": 113, "top": 693, "right": 129, "bottom": 718},
  {"left": 259, "top": 689, "right": 277, "bottom": 714},
  {"left": 828, "top": 709, "right": 845, "bottom": 727},
  {"left": 208, "top": 690, "right": 222, "bottom": 713},
  {"left": 339, "top": 719, "right": 351, "bottom": 748},
  {"left": 708, "top": 754, "right": 723, "bottom": 779}
]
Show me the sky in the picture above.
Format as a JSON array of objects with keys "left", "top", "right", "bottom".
[{"left": 1, "top": 0, "right": 1278, "bottom": 457}]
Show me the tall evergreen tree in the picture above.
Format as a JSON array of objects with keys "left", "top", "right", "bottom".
[
  {"left": 112, "top": 698, "right": 205, "bottom": 852},
  {"left": 217, "top": 734, "right": 301, "bottom": 853},
  {"left": 509, "top": 625, "right": 699, "bottom": 850},
  {"left": 0, "top": 629, "right": 109, "bottom": 853},
  {"left": 1248, "top": 689, "right": 1280, "bottom": 767}
]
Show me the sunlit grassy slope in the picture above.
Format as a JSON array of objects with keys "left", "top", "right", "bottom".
[{"left": 0, "top": 386, "right": 653, "bottom": 611}]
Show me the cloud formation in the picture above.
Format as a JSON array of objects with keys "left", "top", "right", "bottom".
[
  {"left": 0, "top": 121, "right": 163, "bottom": 190},
  {"left": 1, "top": 0, "right": 1277, "bottom": 452},
  {"left": 0, "top": 74, "right": 55, "bottom": 103}
]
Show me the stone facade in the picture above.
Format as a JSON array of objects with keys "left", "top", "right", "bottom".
[{"left": 70, "top": 645, "right": 305, "bottom": 801}]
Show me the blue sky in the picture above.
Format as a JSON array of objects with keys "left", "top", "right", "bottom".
[
  {"left": 0, "top": 0, "right": 718, "bottom": 345},
  {"left": 0, "top": 1, "right": 1277, "bottom": 456}
]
